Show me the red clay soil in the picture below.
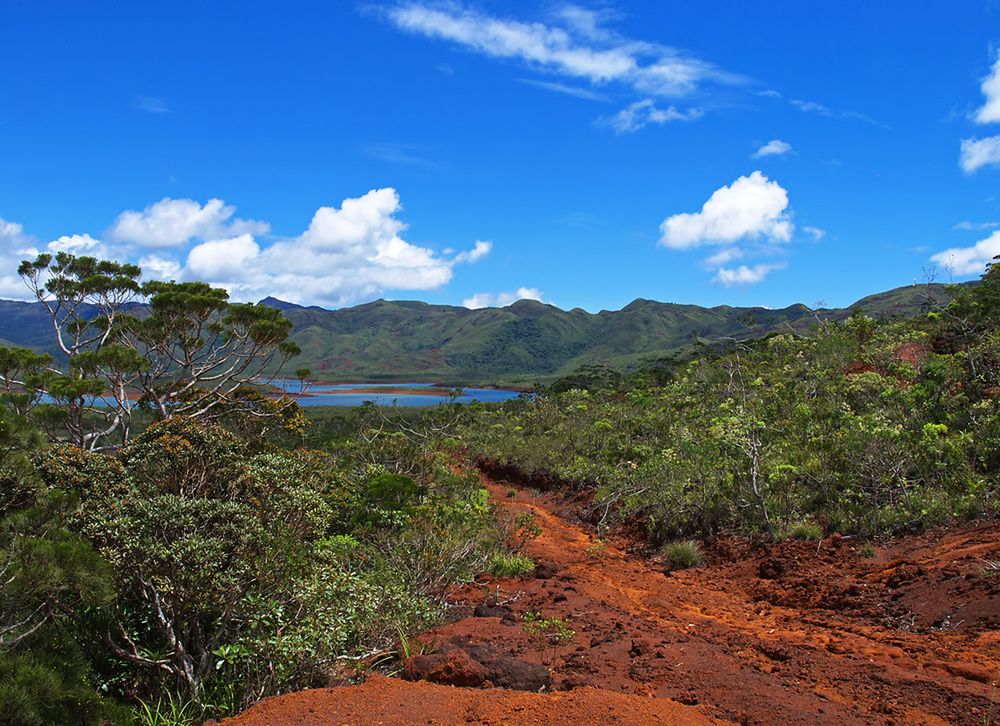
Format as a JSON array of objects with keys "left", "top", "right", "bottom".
[
  {"left": 222, "top": 673, "right": 723, "bottom": 725},
  {"left": 226, "top": 472, "right": 1000, "bottom": 725}
]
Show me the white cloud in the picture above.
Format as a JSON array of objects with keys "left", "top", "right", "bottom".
[
  {"left": 789, "top": 99, "right": 885, "bottom": 127},
  {"left": 47, "top": 233, "right": 104, "bottom": 255},
  {"left": 704, "top": 247, "right": 743, "bottom": 266},
  {"left": 954, "top": 220, "right": 999, "bottom": 231},
  {"left": 385, "top": 3, "right": 731, "bottom": 97},
  {"left": 108, "top": 197, "right": 269, "bottom": 248},
  {"left": 186, "top": 234, "right": 261, "bottom": 281},
  {"left": 659, "top": 171, "right": 793, "bottom": 249},
  {"left": 752, "top": 139, "right": 792, "bottom": 158},
  {"left": 2, "top": 189, "right": 488, "bottom": 308},
  {"left": 930, "top": 230, "right": 1000, "bottom": 276},
  {"left": 602, "top": 99, "right": 702, "bottom": 134},
  {"left": 803, "top": 225, "right": 826, "bottom": 241},
  {"left": 790, "top": 99, "right": 829, "bottom": 115},
  {"left": 0, "top": 218, "right": 34, "bottom": 299},
  {"left": 385, "top": 3, "right": 728, "bottom": 132},
  {"left": 179, "top": 188, "right": 485, "bottom": 307},
  {"left": 463, "top": 287, "right": 545, "bottom": 309},
  {"left": 136, "top": 96, "right": 170, "bottom": 114},
  {"left": 974, "top": 53, "right": 1000, "bottom": 124},
  {"left": 452, "top": 240, "right": 492, "bottom": 264},
  {"left": 960, "top": 135, "right": 1000, "bottom": 173},
  {"left": 713, "top": 263, "right": 784, "bottom": 286},
  {"left": 138, "top": 254, "right": 182, "bottom": 280},
  {"left": 518, "top": 78, "right": 611, "bottom": 102}
]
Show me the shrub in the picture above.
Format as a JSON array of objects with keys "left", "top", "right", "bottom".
[
  {"left": 661, "top": 540, "right": 704, "bottom": 569},
  {"left": 488, "top": 552, "right": 535, "bottom": 578},
  {"left": 787, "top": 522, "right": 824, "bottom": 541}
]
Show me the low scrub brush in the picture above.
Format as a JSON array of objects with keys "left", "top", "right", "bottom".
[{"left": 661, "top": 540, "right": 704, "bottom": 569}]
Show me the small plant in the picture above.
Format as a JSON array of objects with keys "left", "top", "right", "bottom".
[
  {"left": 135, "top": 692, "right": 201, "bottom": 726},
  {"left": 488, "top": 551, "right": 536, "bottom": 578},
  {"left": 585, "top": 538, "right": 607, "bottom": 559},
  {"left": 859, "top": 541, "right": 877, "bottom": 558},
  {"left": 506, "top": 488, "right": 517, "bottom": 498},
  {"left": 661, "top": 540, "right": 704, "bottom": 569},
  {"left": 522, "top": 611, "right": 575, "bottom": 666},
  {"left": 980, "top": 558, "right": 1000, "bottom": 577},
  {"left": 787, "top": 521, "right": 824, "bottom": 541}
]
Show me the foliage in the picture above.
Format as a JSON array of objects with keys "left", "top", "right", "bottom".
[
  {"left": 660, "top": 541, "right": 704, "bottom": 569},
  {"left": 786, "top": 522, "right": 824, "bottom": 541},
  {"left": 8, "top": 253, "right": 300, "bottom": 450},
  {"left": 464, "top": 282, "right": 1000, "bottom": 543},
  {"left": 487, "top": 552, "right": 536, "bottom": 578}
]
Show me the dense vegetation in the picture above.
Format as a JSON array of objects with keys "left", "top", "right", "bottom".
[
  {"left": 465, "top": 268, "right": 1000, "bottom": 544},
  {"left": 0, "top": 283, "right": 961, "bottom": 386},
  {"left": 0, "top": 248, "right": 996, "bottom": 724},
  {"left": 0, "top": 255, "right": 523, "bottom": 724}
]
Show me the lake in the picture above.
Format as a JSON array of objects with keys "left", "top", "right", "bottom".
[{"left": 274, "top": 381, "right": 526, "bottom": 407}]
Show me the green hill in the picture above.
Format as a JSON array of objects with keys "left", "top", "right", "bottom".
[{"left": 0, "top": 283, "right": 960, "bottom": 386}]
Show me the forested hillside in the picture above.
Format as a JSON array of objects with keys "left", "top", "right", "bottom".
[{"left": 0, "top": 282, "right": 960, "bottom": 385}]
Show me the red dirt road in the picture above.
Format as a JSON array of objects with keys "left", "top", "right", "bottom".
[{"left": 227, "top": 473, "right": 1000, "bottom": 725}]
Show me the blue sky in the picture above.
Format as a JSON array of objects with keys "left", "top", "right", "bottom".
[{"left": 2, "top": 1, "right": 1000, "bottom": 311}]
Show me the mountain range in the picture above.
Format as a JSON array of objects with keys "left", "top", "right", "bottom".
[{"left": 0, "top": 283, "right": 956, "bottom": 385}]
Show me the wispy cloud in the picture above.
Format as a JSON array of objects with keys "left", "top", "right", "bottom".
[
  {"left": 601, "top": 99, "right": 702, "bottom": 134},
  {"left": 362, "top": 142, "right": 435, "bottom": 167},
  {"left": 954, "top": 220, "right": 1000, "bottom": 231},
  {"left": 789, "top": 98, "right": 888, "bottom": 128},
  {"left": 382, "top": 2, "right": 736, "bottom": 132},
  {"left": 803, "top": 225, "right": 826, "bottom": 241},
  {"left": 973, "top": 52, "right": 1000, "bottom": 124},
  {"left": 518, "top": 78, "right": 611, "bottom": 102},
  {"left": 135, "top": 96, "right": 170, "bottom": 114}
]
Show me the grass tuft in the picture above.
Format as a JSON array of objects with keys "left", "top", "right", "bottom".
[{"left": 661, "top": 540, "right": 704, "bottom": 569}]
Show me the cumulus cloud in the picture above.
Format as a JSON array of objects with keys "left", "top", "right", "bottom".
[
  {"left": 960, "top": 136, "right": 1000, "bottom": 173},
  {"left": 138, "top": 254, "right": 182, "bottom": 280},
  {"left": 174, "top": 188, "right": 487, "bottom": 307},
  {"left": 930, "top": 230, "right": 1000, "bottom": 276},
  {"left": 0, "top": 218, "right": 35, "bottom": 299},
  {"left": 47, "top": 233, "right": 104, "bottom": 255},
  {"left": 602, "top": 100, "right": 703, "bottom": 134},
  {"left": 384, "top": 3, "right": 727, "bottom": 131},
  {"left": 463, "top": 287, "right": 545, "bottom": 309},
  {"left": 752, "top": 139, "right": 792, "bottom": 158},
  {"left": 713, "top": 263, "right": 785, "bottom": 286},
  {"left": 2, "top": 188, "right": 489, "bottom": 308},
  {"left": 659, "top": 171, "right": 793, "bottom": 249},
  {"left": 108, "top": 197, "right": 269, "bottom": 248},
  {"left": 974, "top": 53, "right": 1000, "bottom": 124}
]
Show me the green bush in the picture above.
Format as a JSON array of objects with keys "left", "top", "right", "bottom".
[
  {"left": 786, "top": 521, "right": 824, "bottom": 541},
  {"left": 487, "top": 552, "right": 536, "bottom": 578},
  {"left": 661, "top": 540, "right": 704, "bottom": 569}
]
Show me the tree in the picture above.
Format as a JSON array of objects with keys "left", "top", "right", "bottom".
[{"left": 9, "top": 253, "right": 300, "bottom": 449}]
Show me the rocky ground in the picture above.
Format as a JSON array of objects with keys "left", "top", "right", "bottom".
[{"left": 225, "top": 468, "right": 1000, "bottom": 725}]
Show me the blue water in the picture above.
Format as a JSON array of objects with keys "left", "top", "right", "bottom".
[
  {"left": 273, "top": 381, "right": 524, "bottom": 407},
  {"left": 37, "top": 382, "right": 525, "bottom": 409}
]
